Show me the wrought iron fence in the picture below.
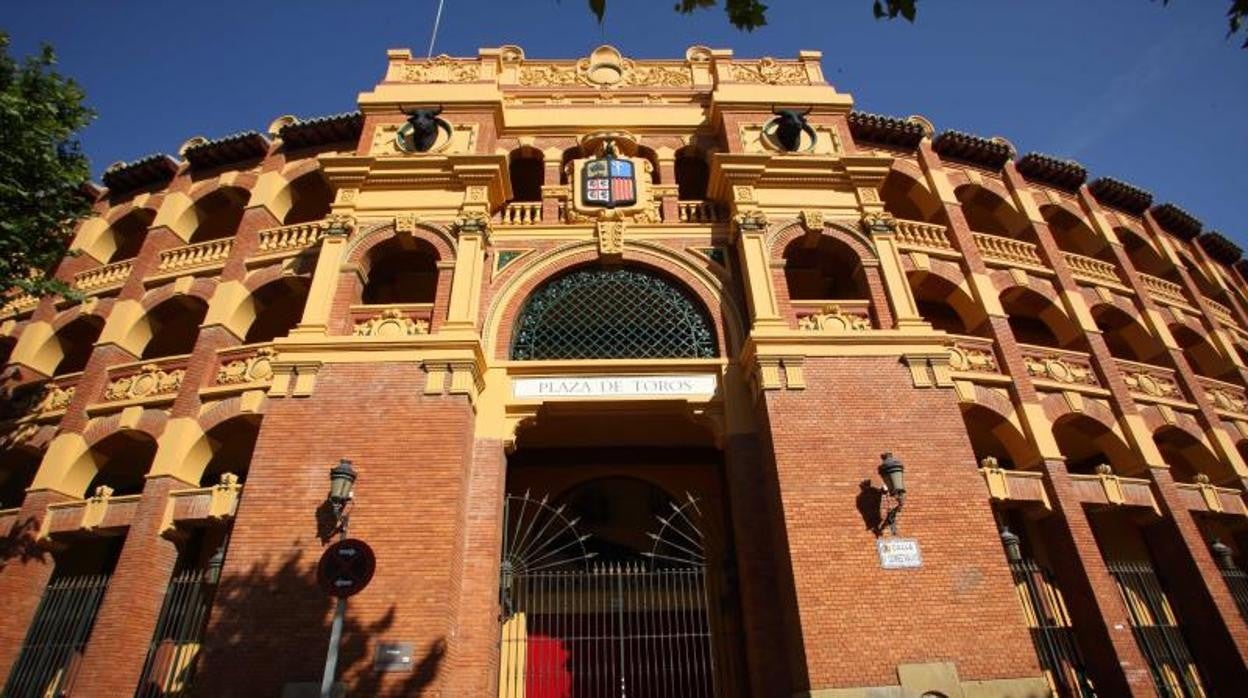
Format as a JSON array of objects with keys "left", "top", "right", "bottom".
[
  {"left": 3, "top": 573, "right": 110, "bottom": 698},
  {"left": 500, "top": 562, "right": 716, "bottom": 698},
  {"left": 1106, "top": 560, "right": 1207, "bottom": 698},
  {"left": 1009, "top": 559, "right": 1095, "bottom": 697},
  {"left": 1218, "top": 565, "right": 1248, "bottom": 624}
]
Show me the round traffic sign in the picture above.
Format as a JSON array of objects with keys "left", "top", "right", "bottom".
[{"left": 317, "top": 538, "right": 376, "bottom": 598}]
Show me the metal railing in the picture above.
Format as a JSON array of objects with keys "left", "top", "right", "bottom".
[
  {"left": 135, "top": 561, "right": 223, "bottom": 697},
  {"left": 1010, "top": 559, "right": 1094, "bottom": 698},
  {"left": 1218, "top": 565, "right": 1248, "bottom": 625},
  {"left": 4, "top": 573, "right": 111, "bottom": 697},
  {"left": 1106, "top": 560, "right": 1206, "bottom": 697}
]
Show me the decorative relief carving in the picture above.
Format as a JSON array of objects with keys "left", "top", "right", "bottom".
[
  {"left": 799, "top": 210, "right": 824, "bottom": 233},
  {"left": 37, "top": 385, "right": 75, "bottom": 412},
  {"left": 948, "top": 343, "right": 999, "bottom": 373},
  {"left": 105, "top": 364, "right": 185, "bottom": 402},
  {"left": 217, "top": 347, "right": 276, "bottom": 386},
  {"left": 519, "top": 64, "right": 579, "bottom": 86},
  {"left": 1121, "top": 369, "right": 1179, "bottom": 399},
  {"left": 402, "top": 55, "right": 480, "bottom": 83},
  {"left": 395, "top": 213, "right": 423, "bottom": 233},
  {"left": 729, "top": 57, "right": 809, "bottom": 85},
  {"left": 857, "top": 187, "right": 881, "bottom": 204},
  {"left": 1022, "top": 353, "right": 1097, "bottom": 386},
  {"left": 732, "top": 185, "right": 756, "bottom": 203},
  {"left": 354, "top": 309, "right": 430, "bottom": 338},
  {"left": 797, "top": 305, "right": 871, "bottom": 332},
  {"left": 861, "top": 211, "right": 897, "bottom": 235},
  {"left": 596, "top": 217, "right": 625, "bottom": 257},
  {"left": 733, "top": 210, "right": 768, "bottom": 232},
  {"left": 335, "top": 188, "right": 357, "bottom": 205},
  {"left": 1207, "top": 386, "right": 1248, "bottom": 414}
]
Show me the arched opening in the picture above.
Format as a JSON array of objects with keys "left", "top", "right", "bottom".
[
  {"left": 1001, "top": 287, "right": 1083, "bottom": 350},
  {"left": 508, "top": 148, "right": 544, "bottom": 203},
  {"left": 53, "top": 315, "right": 104, "bottom": 376},
  {"left": 1052, "top": 415, "right": 1140, "bottom": 475},
  {"left": 636, "top": 145, "right": 660, "bottom": 185},
  {"left": 198, "top": 415, "right": 261, "bottom": 486},
  {"left": 960, "top": 404, "right": 1034, "bottom": 469},
  {"left": 503, "top": 405, "right": 742, "bottom": 696},
  {"left": 244, "top": 277, "right": 310, "bottom": 343},
  {"left": 85, "top": 430, "right": 158, "bottom": 497},
  {"left": 510, "top": 265, "right": 717, "bottom": 360},
  {"left": 675, "top": 147, "right": 709, "bottom": 201},
  {"left": 1117, "top": 228, "right": 1180, "bottom": 283},
  {"left": 1178, "top": 254, "right": 1220, "bottom": 301},
  {"left": 558, "top": 146, "right": 583, "bottom": 186},
  {"left": 0, "top": 446, "right": 41, "bottom": 509},
  {"left": 141, "top": 296, "right": 208, "bottom": 360},
  {"left": 880, "top": 170, "right": 946, "bottom": 224},
  {"left": 281, "top": 171, "right": 332, "bottom": 225},
  {"left": 907, "top": 270, "right": 987, "bottom": 335},
  {"left": 1154, "top": 427, "right": 1233, "bottom": 485},
  {"left": 360, "top": 236, "right": 439, "bottom": 305},
  {"left": 1170, "top": 324, "right": 1236, "bottom": 382},
  {"left": 783, "top": 237, "right": 868, "bottom": 301},
  {"left": 187, "top": 187, "right": 248, "bottom": 243},
  {"left": 107, "top": 209, "right": 155, "bottom": 263},
  {"left": 1091, "top": 304, "right": 1165, "bottom": 364},
  {"left": 1041, "top": 205, "right": 1111, "bottom": 262},
  {"left": 956, "top": 185, "right": 1033, "bottom": 242}
]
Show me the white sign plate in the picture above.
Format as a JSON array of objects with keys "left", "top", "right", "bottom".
[
  {"left": 513, "top": 374, "right": 717, "bottom": 400},
  {"left": 877, "top": 538, "right": 922, "bottom": 569}
]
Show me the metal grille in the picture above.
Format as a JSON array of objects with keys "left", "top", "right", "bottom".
[
  {"left": 510, "top": 267, "right": 717, "bottom": 360},
  {"left": 500, "top": 563, "right": 716, "bottom": 698},
  {"left": 3, "top": 573, "right": 110, "bottom": 698},
  {"left": 1218, "top": 565, "right": 1248, "bottom": 624},
  {"left": 1106, "top": 560, "right": 1207, "bottom": 698},
  {"left": 1009, "top": 559, "right": 1095, "bottom": 698},
  {"left": 134, "top": 562, "right": 221, "bottom": 697}
]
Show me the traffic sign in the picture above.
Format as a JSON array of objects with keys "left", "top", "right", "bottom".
[{"left": 317, "top": 538, "right": 376, "bottom": 598}]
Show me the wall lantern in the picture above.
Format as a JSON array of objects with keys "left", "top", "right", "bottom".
[
  {"left": 999, "top": 527, "right": 1023, "bottom": 563},
  {"left": 877, "top": 452, "right": 907, "bottom": 535},
  {"left": 328, "top": 458, "right": 357, "bottom": 527},
  {"left": 1211, "top": 538, "right": 1237, "bottom": 571}
]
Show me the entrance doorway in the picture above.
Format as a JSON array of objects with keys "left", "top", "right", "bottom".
[{"left": 498, "top": 408, "right": 743, "bottom": 697}]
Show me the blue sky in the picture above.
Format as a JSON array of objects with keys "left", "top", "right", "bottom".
[{"left": 6, "top": 1, "right": 1247, "bottom": 243}]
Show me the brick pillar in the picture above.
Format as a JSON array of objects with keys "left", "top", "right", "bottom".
[
  {"left": 1143, "top": 466, "right": 1248, "bottom": 691},
  {"left": 443, "top": 438, "right": 505, "bottom": 696},
  {"left": 0, "top": 490, "right": 72, "bottom": 685},
  {"left": 1040, "top": 459, "right": 1153, "bottom": 695},
  {"left": 71, "top": 475, "right": 188, "bottom": 697}
]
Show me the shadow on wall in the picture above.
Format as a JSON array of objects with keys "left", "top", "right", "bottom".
[
  {"left": 0, "top": 516, "right": 48, "bottom": 569},
  {"left": 193, "top": 549, "right": 447, "bottom": 697}
]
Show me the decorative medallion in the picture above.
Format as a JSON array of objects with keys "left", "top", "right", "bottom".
[
  {"left": 797, "top": 306, "right": 872, "bottom": 332},
  {"left": 217, "top": 347, "right": 277, "bottom": 385},
  {"left": 104, "top": 364, "right": 185, "bottom": 402},
  {"left": 354, "top": 309, "right": 430, "bottom": 338}
]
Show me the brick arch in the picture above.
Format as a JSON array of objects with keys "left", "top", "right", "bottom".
[
  {"left": 485, "top": 241, "right": 739, "bottom": 360},
  {"left": 103, "top": 199, "right": 161, "bottom": 227},
  {"left": 243, "top": 262, "right": 308, "bottom": 294},
  {"left": 82, "top": 410, "right": 169, "bottom": 446},
  {"left": 198, "top": 395, "right": 266, "bottom": 434},
  {"left": 958, "top": 398, "right": 1039, "bottom": 469},
  {"left": 1148, "top": 412, "right": 1208, "bottom": 445},
  {"left": 344, "top": 221, "right": 457, "bottom": 267},
  {"left": 1042, "top": 393, "right": 1118, "bottom": 429},
  {"left": 1050, "top": 407, "right": 1141, "bottom": 474},
  {"left": 766, "top": 220, "right": 878, "bottom": 264},
  {"left": 140, "top": 277, "right": 217, "bottom": 311},
  {"left": 50, "top": 301, "right": 111, "bottom": 332},
  {"left": 187, "top": 176, "right": 258, "bottom": 205}
]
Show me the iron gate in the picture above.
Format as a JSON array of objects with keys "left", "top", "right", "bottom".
[
  {"left": 3, "top": 572, "right": 110, "bottom": 698},
  {"left": 1217, "top": 563, "right": 1248, "bottom": 624},
  {"left": 1106, "top": 560, "right": 1206, "bottom": 698},
  {"left": 1008, "top": 559, "right": 1094, "bottom": 697},
  {"left": 498, "top": 491, "right": 717, "bottom": 697},
  {"left": 134, "top": 544, "right": 225, "bottom": 697}
]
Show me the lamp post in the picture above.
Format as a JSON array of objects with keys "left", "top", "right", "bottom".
[
  {"left": 320, "top": 459, "right": 356, "bottom": 698},
  {"left": 1000, "top": 527, "right": 1023, "bottom": 563},
  {"left": 1211, "top": 538, "right": 1237, "bottom": 571},
  {"left": 878, "top": 452, "right": 906, "bottom": 536}
]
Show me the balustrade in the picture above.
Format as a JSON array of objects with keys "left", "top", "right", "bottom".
[
  {"left": 1139, "top": 273, "right": 1192, "bottom": 310},
  {"left": 73, "top": 260, "right": 133, "bottom": 294},
  {"left": 677, "top": 200, "right": 720, "bottom": 223},
  {"left": 255, "top": 220, "right": 327, "bottom": 254},
  {"left": 1062, "top": 251, "right": 1122, "bottom": 288},
  {"left": 972, "top": 232, "right": 1046, "bottom": 270},
  {"left": 501, "top": 202, "right": 542, "bottom": 225},
  {"left": 1205, "top": 296, "right": 1240, "bottom": 329},
  {"left": 893, "top": 219, "right": 955, "bottom": 253},
  {"left": 156, "top": 238, "right": 233, "bottom": 274}
]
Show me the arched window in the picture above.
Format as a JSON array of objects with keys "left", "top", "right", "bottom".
[
  {"left": 142, "top": 296, "right": 207, "bottom": 359},
  {"left": 107, "top": 210, "right": 154, "bottom": 263},
  {"left": 511, "top": 266, "right": 716, "bottom": 360},
  {"left": 245, "top": 277, "right": 310, "bottom": 343},
  {"left": 188, "top": 187, "right": 248, "bottom": 243},
  {"left": 880, "top": 170, "right": 946, "bottom": 225},
  {"left": 198, "top": 415, "right": 261, "bottom": 486},
  {"left": 784, "top": 237, "right": 867, "bottom": 301},
  {"left": 282, "top": 171, "right": 332, "bottom": 225},
  {"left": 53, "top": 316, "right": 104, "bottom": 375},
  {"left": 361, "top": 237, "right": 439, "bottom": 305}
]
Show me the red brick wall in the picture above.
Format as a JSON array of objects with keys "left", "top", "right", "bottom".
[
  {"left": 760, "top": 356, "right": 1040, "bottom": 689},
  {"left": 194, "top": 362, "right": 477, "bottom": 697}
]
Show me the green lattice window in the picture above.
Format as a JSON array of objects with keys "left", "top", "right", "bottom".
[{"left": 511, "top": 267, "right": 717, "bottom": 360}]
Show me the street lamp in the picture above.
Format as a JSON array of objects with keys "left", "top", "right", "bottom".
[
  {"left": 878, "top": 452, "right": 906, "bottom": 535},
  {"left": 1211, "top": 538, "right": 1237, "bottom": 571},
  {"left": 321, "top": 458, "right": 357, "bottom": 698},
  {"left": 1000, "top": 527, "right": 1023, "bottom": 563}
]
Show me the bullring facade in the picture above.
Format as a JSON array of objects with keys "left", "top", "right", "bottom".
[{"left": 0, "top": 45, "right": 1247, "bottom": 697}]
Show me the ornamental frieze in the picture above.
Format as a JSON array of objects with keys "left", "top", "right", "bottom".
[
  {"left": 104, "top": 364, "right": 185, "bottom": 402},
  {"left": 354, "top": 309, "right": 431, "bottom": 338},
  {"left": 1021, "top": 353, "right": 1097, "bottom": 386},
  {"left": 514, "top": 46, "right": 692, "bottom": 90},
  {"left": 948, "top": 344, "right": 999, "bottom": 374},
  {"left": 217, "top": 347, "right": 277, "bottom": 386},
  {"left": 401, "top": 55, "right": 480, "bottom": 83},
  {"left": 797, "top": 306, "right": 871, "bottom": 332},
  {"left": 1207, "top": 386, "right": 1248, "bottom": 414},
  {"left": 1121, "top": 369, "right": 1179, "bottom": 400},
  {"left": 729, "top": 57, "right": 809, "bottom": 85}
]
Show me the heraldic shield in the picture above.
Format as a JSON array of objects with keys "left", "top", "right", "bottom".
[{"left": 581, "top": 142, "right": 637, "bottom": 209}]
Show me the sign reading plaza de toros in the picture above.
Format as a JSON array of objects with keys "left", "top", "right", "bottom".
[{"left": 512, "top": 374, "right": 718, "bottom": 399}]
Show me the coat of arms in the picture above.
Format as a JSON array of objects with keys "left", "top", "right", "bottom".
[{"left": 581, "top": 141, "right": 636, "bottom": 209}]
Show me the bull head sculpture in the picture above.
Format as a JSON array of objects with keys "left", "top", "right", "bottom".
[
  {"left": 401, "top": 106, "right": 444, "bottom": 152},
  {"left": 770, "top": 106, "right": 813, "bottom": 152}
]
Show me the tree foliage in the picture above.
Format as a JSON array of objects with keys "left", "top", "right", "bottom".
[
  {"left": 0, "top": 33, "right": 94, "bottom": 300},
  {"left": 588, "top": 1, "right": 1248, "bottom": 46}
]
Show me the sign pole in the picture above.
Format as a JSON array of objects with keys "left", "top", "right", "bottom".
[{"left": 320, "top": 595, "right": 348, "bottom": 698}]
